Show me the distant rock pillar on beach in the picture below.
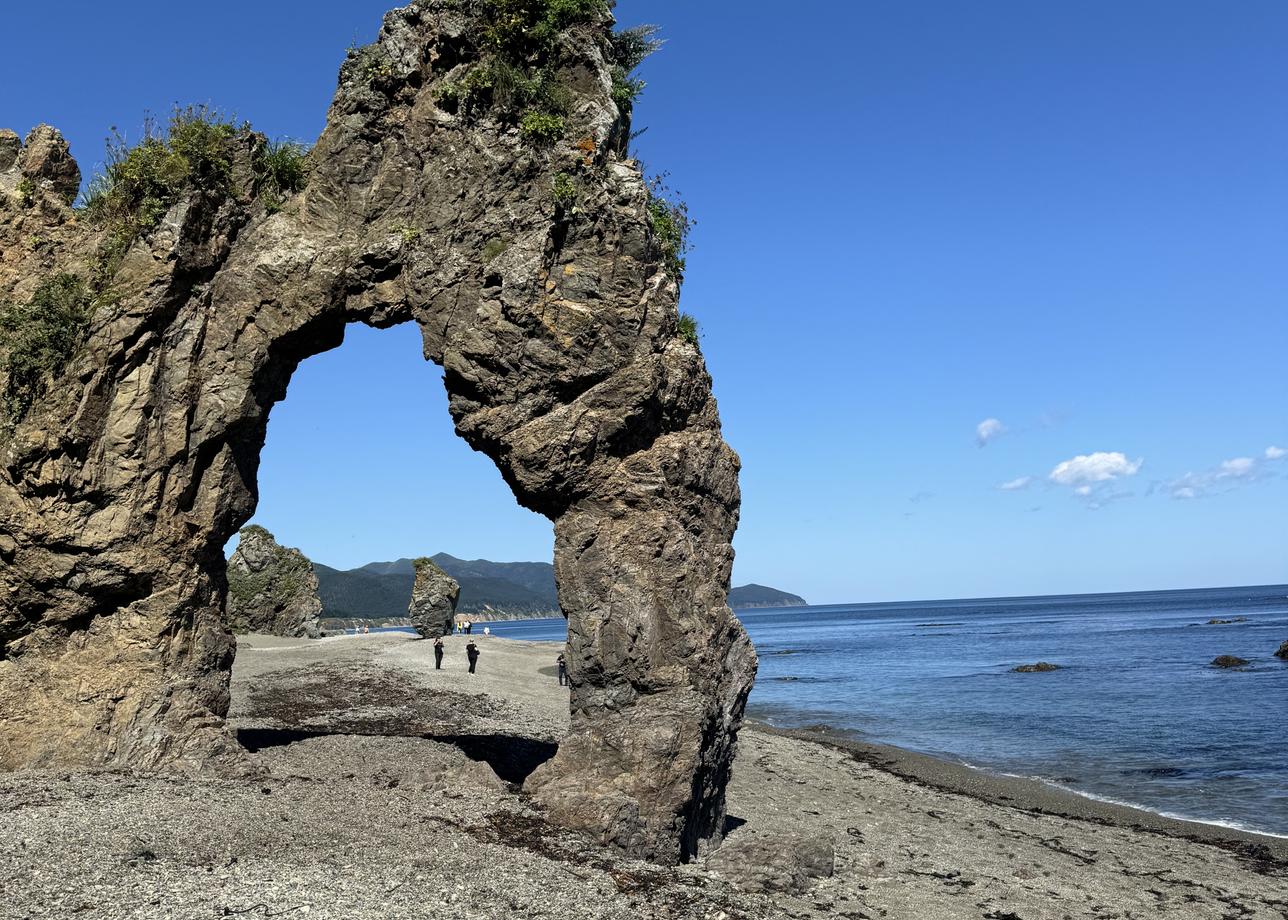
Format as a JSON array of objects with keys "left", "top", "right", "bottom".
[
  {"left": 408, "top": 558, "right": 460, "bottom": 639},
  {"left": 226, "top": 527, "right": 323, "bottom": 639}
]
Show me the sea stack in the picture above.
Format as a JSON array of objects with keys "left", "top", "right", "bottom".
[
  {"left": 408, "top": 557, "right": 460, "bottom": 639},
  {"left": 226, "top": 526, "right": 322, "bottom": 638},
  {"left": 1275, "top": 641, "right": 1288, "bottom": 660}
]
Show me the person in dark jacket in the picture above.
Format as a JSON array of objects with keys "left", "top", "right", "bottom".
[
  {"left": 466, "top": 641, "right": 479, "bottom": 674},
  {"left": 433, "top": 637, "right": 445, "bottom": 670},
  {"left": 556, "top": 653, "right": 567, "bottom": 686}
]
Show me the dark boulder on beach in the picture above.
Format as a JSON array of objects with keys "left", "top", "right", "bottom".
[
  {"left": 1274, "top": 641, "right": 1288, "bottom": 660},
  {"left": 1013, "top": 662, "right": 1062, "bottom": 673},
  {"left": 407, "top": 557, "right": 460, "bottom": 639},
  {"left": 1211, "top": 655, "right": 1250, "bottom": 669}
]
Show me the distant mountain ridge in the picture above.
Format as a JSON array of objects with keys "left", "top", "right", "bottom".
[
  {"left": 314, "top": 555, "right": 805, "bottom": 619},
  {"left": 728, "top": 584, "right": 808, "bottom": 608}
]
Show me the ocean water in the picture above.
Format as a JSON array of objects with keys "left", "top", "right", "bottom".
[{"left": 487, "top": 584, "right": 1288, "bottom": 837}]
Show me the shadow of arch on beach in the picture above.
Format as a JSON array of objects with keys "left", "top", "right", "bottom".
[{"left": 235, "top": 727, "right": 558, "bottom": 785}]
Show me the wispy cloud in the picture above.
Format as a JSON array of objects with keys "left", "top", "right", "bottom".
[
  {"left": 997, "top": 476, "right": 1034, "bottom": 492},
  {"left": 976, "top": 418, "right": 1006, "bottom": 447},
  {"left": 1167, "top": 446, "right": 1283, "bottom": 500}
]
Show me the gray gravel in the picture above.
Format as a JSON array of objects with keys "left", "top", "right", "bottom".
[{"left": 3, "top": 633, "right": 1286, "bottom": 919}]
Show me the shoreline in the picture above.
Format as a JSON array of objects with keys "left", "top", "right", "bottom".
[
  {"left": 753, "top": 720, "right": 1288, "bottom": 864},
  {"left": 4, "top": 632, "right": 1286, "bottom": 919}
]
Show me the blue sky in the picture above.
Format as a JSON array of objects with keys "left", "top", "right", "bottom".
[{"left": 3, "top": 2, "right": 1284, "bottom": 602}]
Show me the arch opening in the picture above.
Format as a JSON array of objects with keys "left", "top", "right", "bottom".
[{"left": 223, "top": 321, "right": 566, "bottom": 775}]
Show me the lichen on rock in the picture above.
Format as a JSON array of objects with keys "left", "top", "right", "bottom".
[{"left": 226, "top": 526, "right": 322, "bottom": 638}]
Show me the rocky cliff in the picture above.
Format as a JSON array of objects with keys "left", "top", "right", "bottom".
[
  {"left": 407, "top": 557, "right": 460, "bottom": 638},
  {"left": 0, "top": 0, "right": 755, "bottom": 864},
  {"left": 226, "top": 527, "right": 322, "bottom": 638}
]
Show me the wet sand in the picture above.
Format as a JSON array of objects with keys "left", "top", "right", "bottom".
[{"left": 1, "top": 632, "right": 1285, "bottom": 919}]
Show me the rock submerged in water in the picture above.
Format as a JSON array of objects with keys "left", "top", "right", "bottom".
[
  {"left": 1013, "top": 662, "right": 1062, "bottom": 673},
  {"left": 1207, "top": 617, "right": 1249, "bottom": 625},
  {"left": 408, "top": 557, "right": 460, "bottom": 639},
  {"left": 1275, "top": 641, "right": 1288, "bottom": 661},
  {"left": 1211, "top": 655, "right": 1250, "bottom": 669},
  {"left": 226, "top": 526, "right": 322, "bottom": 639}
]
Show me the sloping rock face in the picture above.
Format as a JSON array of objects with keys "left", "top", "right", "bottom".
[
  {"left": 408, "top": 557, "right": 459, "bottom": 638},
  {"left": 0, "top": 1, "right": 755, "bottom": 863},
  {"left": 226, "top": 527, "right": 322, "bottom": 638}
]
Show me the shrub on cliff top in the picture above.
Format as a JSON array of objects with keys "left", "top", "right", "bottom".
[
  {"left": 82, "top": 106, "right": 240, "bottom": 237},
  {"left": 0, "top": 274, "right": 94, "bottom": 425},
  {"left": 645, "top": 175, "right": 692, "bottom": 281},
  {"left": 677, "top": 312, "right": 700, "bottom": 347},
  {"left": 609, "top": 25, "right": 662, "bottom": 117},
  {"left": 255, "top": 139, "right": 312, "bottom": 213},
  {"left": 436, "top": 0, "right": 607, "bottom": 144}
]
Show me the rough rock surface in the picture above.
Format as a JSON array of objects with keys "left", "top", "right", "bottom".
[
  {"left": 1275, "top": 640, "right": 1288, "bottom": 660},
  {"left": 1013, "top": 661, "right": 1061, "bottom": 673},
  {"left": 0, "top": 2, "right": 755, "bottom": 862},
  {"left": 705, "top": 830, "right": 836, "bottom": 895},
  {"left": 226, "top": 526, "right": 322, "bottom": 638},
  {"left": 0, "top": 125, "right": 80, "bottom": 205},
  {"left": 1212, "top": 655, "right": 1250, "bottom": 669},
  {"left": 407, "top": 556, "right": 460, "bottom": 639}
]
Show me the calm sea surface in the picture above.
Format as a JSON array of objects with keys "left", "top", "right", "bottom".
[{"left": 487, "top": 584, "right": 1288, "bottom": 837}]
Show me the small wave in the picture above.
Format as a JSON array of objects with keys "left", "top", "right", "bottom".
[{"left": 941, "top": 763, "right": 1288, "bottom": 838}]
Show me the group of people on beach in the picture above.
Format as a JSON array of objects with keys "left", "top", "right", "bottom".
[
  {"left": 348, "top": 622, "right": 567, "bottom": 684},
  {"left": 433, "top": 636, "right": 482, "bottom": 673},
  {"left": 427, "top": 634, "right": 568, "bottom": 686}
]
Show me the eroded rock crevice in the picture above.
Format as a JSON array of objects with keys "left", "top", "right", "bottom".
[{"left": 0, "top": 0, "right": 756, "bottom": 862}]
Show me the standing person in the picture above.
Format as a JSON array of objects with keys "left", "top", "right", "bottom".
[
  {"left": 466, "top": 641, "right": 479, "bottom": 674},
  {"left": 433, "top": 637, "right": 445, "bottom": 670},
  {"left": 557, "top": 653, "right": 567, "bottom": 687},
  {"left": 465, "top": 621, "right": 473, "bottom": 635},
  {"left": 483, "top": 626, "right": 491, "bottom": 637}
]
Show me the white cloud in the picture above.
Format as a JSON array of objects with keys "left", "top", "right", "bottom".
[
  {"left": 1074, "top": 485, "right": 1093, "bottom": 496},
  {"left": 1049, "top": 452, "right": 1143, "bottom": 487},
  {"left": 976, "top": 418, "right": 1006, "bottom": 447},
  {"left": 1217, "top": 457, "right": 1256, "bottom": 479},
  {"left": 997, "top": 476, "right": 1034, "bottom": 492},
  {"left": 1167, "top": 448, "right": 1277, "bottom": 500}
]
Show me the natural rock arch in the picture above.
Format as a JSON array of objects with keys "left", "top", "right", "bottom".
[{"left": 0, "top": 3, "right": 756, "bottom": 862}]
